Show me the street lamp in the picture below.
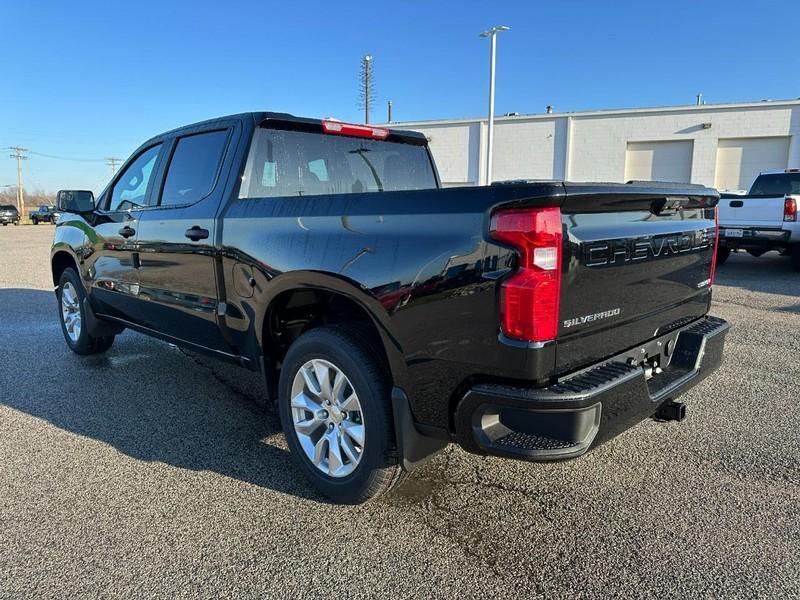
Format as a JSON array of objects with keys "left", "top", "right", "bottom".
[{"left": 479, "top": 25, "right": 510, "bottom": 185}]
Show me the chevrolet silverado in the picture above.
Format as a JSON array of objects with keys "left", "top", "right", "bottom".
[{"left": 51, "top": 112, "right": 728, "bottom": 503}]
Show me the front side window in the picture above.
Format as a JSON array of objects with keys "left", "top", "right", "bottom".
[
  {"left": 160, "top": 130, "right": 229, "bottom": 206},
  {"left": 109, "top": 145, "right": 162, "bottom": 211},
  {"left": 239, "top": 128, "right": 436, "bottom": 199}
]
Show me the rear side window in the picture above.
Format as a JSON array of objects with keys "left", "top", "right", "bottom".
[
  {"left": 239, "top": 128, "right": 436, "bottom": 199},
  {"left": 161, "top": 130, "right": 229, "bottom": 206},
  {"left": 749, "top": 173, "right": 800, "bottom": 197}
]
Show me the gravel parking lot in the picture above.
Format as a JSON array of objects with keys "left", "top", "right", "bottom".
[{"left": 1, "top": 225, "right": 798, "bottom": 598}]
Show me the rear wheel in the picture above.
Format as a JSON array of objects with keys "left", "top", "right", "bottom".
[
  {"left": 277, "top": 325, "right": 403, "bottom": 504},
  {"left": 716, "top": 246, "right": 731, "bottom": 265},
  {"left": 58, "top": 268, "right": 115, "bottom": 355},
  {"left": 31, "top": 218, "right": 38, "bottom": 225}
]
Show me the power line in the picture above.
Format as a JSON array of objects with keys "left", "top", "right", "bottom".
[{"left": 26, "top": 150, "right": 106, "bottom": 162}]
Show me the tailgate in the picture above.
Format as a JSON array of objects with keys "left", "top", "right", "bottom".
[
  {"left": 718, "top": 195, "right": 785, "bottom": 226},
  {"left": 555, "top": 183, "right": 718, "bottom": 373}
]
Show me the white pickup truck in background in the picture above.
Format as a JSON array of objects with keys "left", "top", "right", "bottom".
[{"left": 718, "top": 169, "right": 800, "bottom": 271}]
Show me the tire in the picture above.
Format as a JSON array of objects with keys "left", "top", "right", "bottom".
[
  {"left": 57, "top": 268, "right": 115, "bottom": 355},
  {"left": 277, "top": 325, "right": 403, "bottom": 504},
  {"left": 791, "top": 245, "right": 800, "bottom": 273},
  {"left": 31, "top": 218, "right": 38, "bottom": 225},
  {"left": 716, "top": 247, "right": 731, "bottom": 265}
]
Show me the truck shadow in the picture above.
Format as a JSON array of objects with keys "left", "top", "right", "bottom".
[
  {"left": 0, "top": 288, "right": 323, "bottom": 503},
  {"left": 714, "top": 251, "right": 800, "bottom": 297}
]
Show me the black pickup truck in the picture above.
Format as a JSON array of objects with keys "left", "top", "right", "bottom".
[{"left": 52, "top": 112, "right": 728, "bottom": 503}]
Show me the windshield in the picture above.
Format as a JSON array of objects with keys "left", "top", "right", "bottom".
[
  {"left": 749, "top": 173, "right": 800, "bottom": 197},
  {"left": 1, "top": 205, "right": 18, "bottom": 212},
  {"left": 240, "top": 127, "right": 437, "bottom": 199}
]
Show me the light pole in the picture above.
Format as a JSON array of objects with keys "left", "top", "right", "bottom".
[{"left": 479, "top": 25, "right": 510, "bottom": 185}]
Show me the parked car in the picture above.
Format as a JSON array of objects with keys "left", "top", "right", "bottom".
[
  {"left": 717, "top": 169, "right": 800, "bottom": 270},
  {"left": 51, "top": 112, "right": 728, "bottom": 503},
  {"left": 0, "top": 205, "right": 20, "bottom": 226},
  {"left": 30, "top": 205, "right": 58, "bottom": 224}
]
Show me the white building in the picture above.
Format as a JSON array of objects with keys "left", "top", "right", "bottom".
[{"left": 390, "top": 99, "right": 800, "bottom": 191}]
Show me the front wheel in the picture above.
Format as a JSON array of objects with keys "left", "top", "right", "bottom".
[
  {"left": 31, "top": 218, "right": 38, "bottom": 225},
  {"left": 278, "top": 325, "right": 403, "bottom": 504},
  {"left": 58, "top": 268, "right": 115, "bottom": 355}
]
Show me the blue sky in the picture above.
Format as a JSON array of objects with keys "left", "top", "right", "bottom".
[{"left": 2, "top": 0, "right": 798, "bottom": 193}]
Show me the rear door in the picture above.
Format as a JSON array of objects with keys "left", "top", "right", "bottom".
[
  {"left": 134, "top": 121, "right": 239, "bottom": 352},
  {"left": 556, "top": 184, "right": 717, "bottom": 372}
]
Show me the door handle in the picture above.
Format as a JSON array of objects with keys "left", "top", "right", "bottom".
[
  {"left": 119, "top": 225, "right": 136, "bottom": 238},
  {"left": 185, "top": 226, "right": 209, "bottom": 241},
  {"left": 730, "top": 200, "right": 744, "bottom": 208}
]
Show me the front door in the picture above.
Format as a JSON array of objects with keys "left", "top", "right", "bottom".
[
  {"left": 88, "top": 143, "right": 163, "bottom": 324},
  {"left": 134, "top": 127, "right": 235, "bottom": 353}
]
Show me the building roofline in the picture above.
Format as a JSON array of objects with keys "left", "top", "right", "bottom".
[{"left": 385, "top": 98, "right": 800, "bottom": 127}]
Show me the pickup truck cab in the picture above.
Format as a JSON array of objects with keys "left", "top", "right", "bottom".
[
  {"left": 30, "top": 205, "right": 58, "bottom": 225},
  {"left": 718, "top": 169, "right": 800, "bottom": 270},
  {"left": 51, "top": 112, "right": 728, "bottom": 503}
]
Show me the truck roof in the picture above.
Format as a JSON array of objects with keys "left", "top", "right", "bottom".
[
  {"left": 758, "top": 169, "right": 800, "bottom": 176},
  {"left": 146, "top": 111, "right": 429, "bottom": 146}
]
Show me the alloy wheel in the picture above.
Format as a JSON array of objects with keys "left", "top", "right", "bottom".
[
  {"left": 61, "top": 282, "right": 82, "bottom": 343},
  {"left": 290, "top": 359, "right": 365, "bottom": 478}
]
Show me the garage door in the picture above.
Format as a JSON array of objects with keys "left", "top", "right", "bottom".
[
  {"left": 624, "top": 141, "right": 693, "bottom": 183},
  {"left": 714, "top": 137, "right": 790, "bottom": 192}
]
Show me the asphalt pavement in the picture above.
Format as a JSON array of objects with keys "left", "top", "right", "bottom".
[{"left": 1, "top": 225, "right": 798, "bottom": 598}]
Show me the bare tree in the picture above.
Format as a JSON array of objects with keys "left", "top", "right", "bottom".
[{"left": 0, "top": 187, "right": 55, "bottom": 207}]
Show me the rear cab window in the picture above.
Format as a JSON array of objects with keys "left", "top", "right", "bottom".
[
  {"left": 239, "top": 126, "right": 436, "bottom": 199},
  {"left": 749, "top": 173, "right": 800, "bottom": 197}
]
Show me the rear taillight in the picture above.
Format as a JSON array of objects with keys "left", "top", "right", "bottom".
[
  {"left": 489, "top": 207, "right": 563, "bottom": 342},
  {"left": 321, "top": 120, "right": 389, "bottom": 140},
  {"left": 784, "top": 196, "right": 797, "bottom": 222},
  {"left": 710, "top": 205, "right": 719, "bottom": 286}
]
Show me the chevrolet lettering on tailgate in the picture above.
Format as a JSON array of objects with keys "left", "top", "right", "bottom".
[{"left": 584, "top": 229, "right": 714, "bottom": 268}]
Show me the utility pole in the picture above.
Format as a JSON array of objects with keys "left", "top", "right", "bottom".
[
  {"left": 387, "top": 100, "right": 393, "bottom": 123},
  {"left": 479, "top": 26, "right": 510, "bottom": 185},
  {"left": 106, "top": 157, "right": 122, "bottom": 177},
  {"left": 7, "top": 147, "right": 28, "bottom": 217},
  {"left": 359, "top": 54, "right": 374, "bottom": 124}
]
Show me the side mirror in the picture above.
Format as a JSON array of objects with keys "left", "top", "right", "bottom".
[{"left": 56, "top": 190, "right": 95, "bottom": 214}]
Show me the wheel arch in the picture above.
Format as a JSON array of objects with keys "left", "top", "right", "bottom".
[
  {"left": 257, "top": 271, "right": 407, "bottom": 390},
  {"left": 51, "top": 247, "right": 80, "bottom": 288}
]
